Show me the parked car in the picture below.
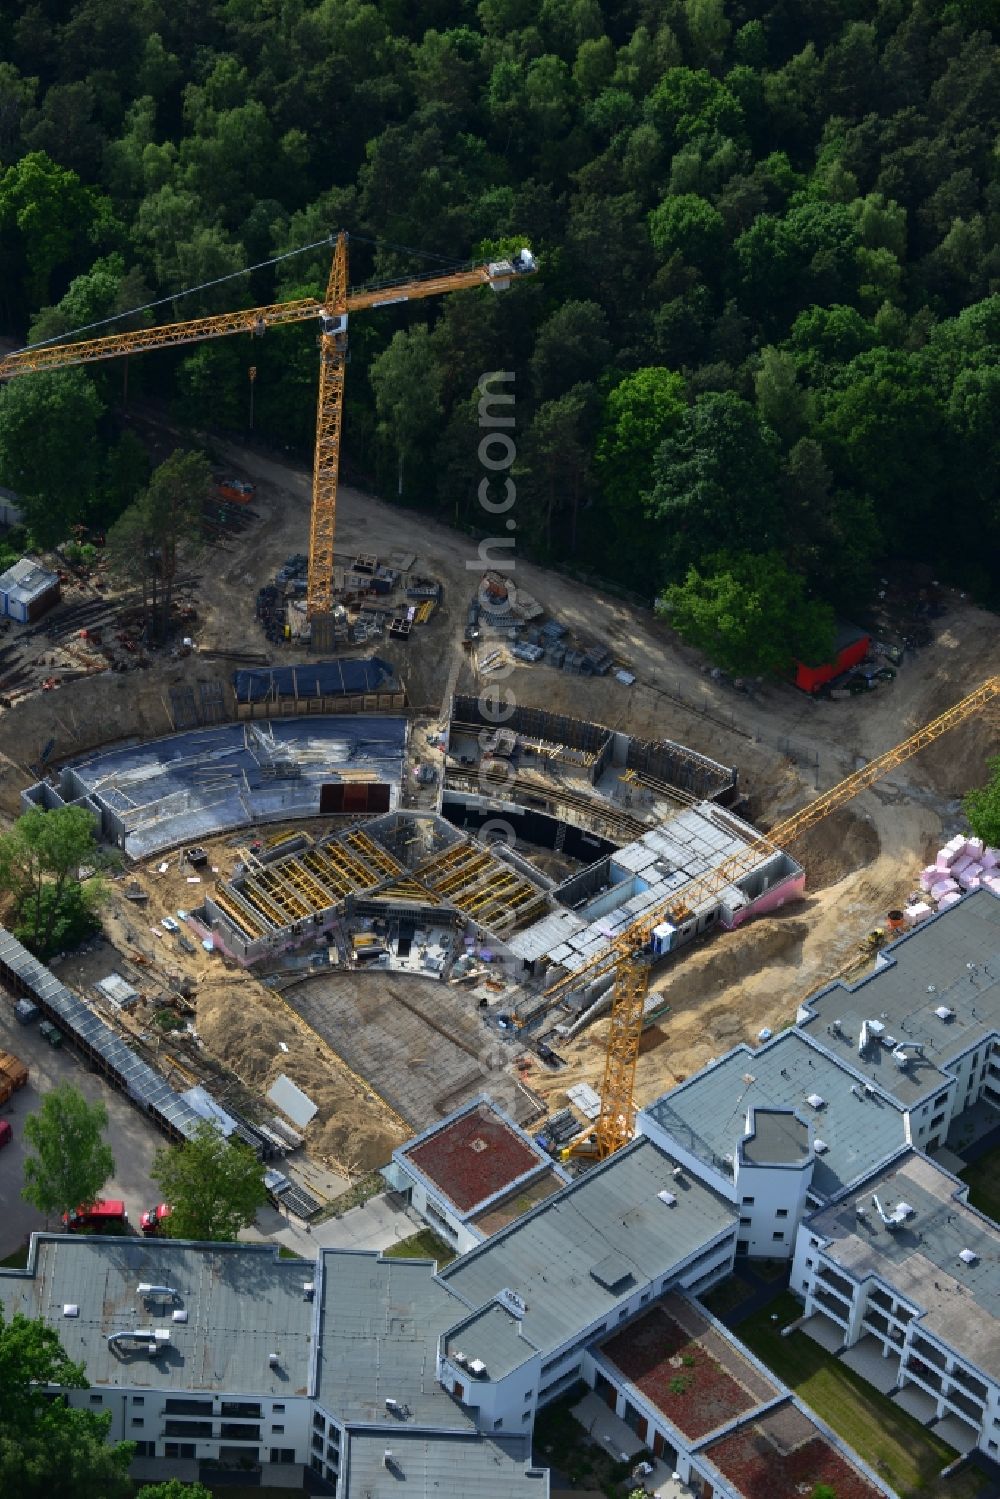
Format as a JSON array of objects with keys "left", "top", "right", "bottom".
[
  {"left": 0, "top": 1119, "right": 12, "bottom": 1149},
  {"left": 140, "top": 1203, "right": 172, "bottom": 1237},
  {"left": 63, "top": 1200, "right": 129, "bottom": 1234}
]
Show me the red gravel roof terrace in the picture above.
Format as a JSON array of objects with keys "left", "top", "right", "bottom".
[{"left": 404, "top": 1104, "right": 546, "bottom": 1213}]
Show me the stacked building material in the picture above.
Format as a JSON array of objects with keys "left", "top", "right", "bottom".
[{"left": 917, "top": 836, "right": 1000, "bottom": 913}]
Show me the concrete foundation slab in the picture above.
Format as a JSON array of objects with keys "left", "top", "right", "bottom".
[
  {"left": 801, "top": 1313, "right": 844, "bottom": 1352},
  {"left": 840, "top": 1335, "right": 900, "bottom": 1393},
  {"left": 892, "top": 1383, "right": 938, "bottom": 1423}
]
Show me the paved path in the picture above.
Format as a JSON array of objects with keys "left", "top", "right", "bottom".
[{"left": 246, "top": 1191, "right": 423, "bottom": 1259}]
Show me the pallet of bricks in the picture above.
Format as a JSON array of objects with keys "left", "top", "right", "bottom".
[{"left": 0, "top": 1048, "right": 28, "bottom": 1105}]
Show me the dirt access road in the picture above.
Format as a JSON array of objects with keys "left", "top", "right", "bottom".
[{"left": 203, "top": 442, "right": 1000, "bottom": 1111}]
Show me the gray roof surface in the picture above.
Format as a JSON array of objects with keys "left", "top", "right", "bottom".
[
  {"left": 508, "top": 803, "right": 791, "bottom": 971},
  {"left": 315, "top": 1251, "right": 474, "bottom": 1429},
  {"left": 642, "top": 1029, "right": 908, "bottom": 1199},
  {"left": 799, "top": 890, "right": 1000, "bottom": 1106},
  {"left": 809, "top": 1151, "right": 1000, "bottom": 1380},
  {"left": 344, "top": 1431, "right": 546, "bottom": 1498},
  {"left": 0, "top": 555, "right": 59, "bottom": 604},
  {"left": 440, "top": 1138, "right": 735, "bottom": 1376},
  {"left": 0, "top": 1237, "right": 314, "bottom": 1395},
  {"left": 0, "top": 927, "right": 204, "bottom": 1141},
  {"left": 742, "top": 1108, "right": 811, "bottom": 1166}
]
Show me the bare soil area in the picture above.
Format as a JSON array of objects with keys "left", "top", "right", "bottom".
[{"left": 0, "top": 437, "right": 996, "bottom": 1157}]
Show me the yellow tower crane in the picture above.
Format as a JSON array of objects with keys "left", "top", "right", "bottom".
[
  {"left": 543, "top": 674, "right": 1000, "bottom": 1160},
  {"left": 0, "top": 233, "right": 537, "bottom": 625}
]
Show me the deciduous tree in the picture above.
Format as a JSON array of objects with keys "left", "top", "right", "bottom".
[
  {"left": 0, "top": 1307, "right": 133, "bottom": 1499},
  {"left": 152, "top": 1121, "right": 267, "bottom": 1242},
  {"left": 21, "top": 1085, "right": 115, "bottom": 1223}
]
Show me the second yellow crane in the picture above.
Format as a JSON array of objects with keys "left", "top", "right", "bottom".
[{"left": 551, "top": 674, "right": 1000, "bottom": 1160}]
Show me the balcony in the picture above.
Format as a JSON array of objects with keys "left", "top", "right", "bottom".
[
  {"left": 911, "top": 1338, "right": 947, "bottom": 1371},
  {"left": 904, "top": 1358, "right": 943, "bottom": 1395},
  {"left": 943, "top": 1385, "right": 983, "bottom": 1423},
  {"left": 818, "top": 1267, "right": 855, "bottom": 1301},
  {"left": 813, "top": 1288, "right": 849, "bottom": 1325},
  {"left": 950, "top": 1365, "right": 988, "bottom": 1402}
]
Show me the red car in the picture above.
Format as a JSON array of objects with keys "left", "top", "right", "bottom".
[
  {"left": 140, "top": 1203, "right": 172, "bottom": 1237},
  {"left": 63, "top": 1200, "right": 128, "bottom": 1233},
  {"left": 0, "top": 1119, "right": 12, "bottom": 1149}
]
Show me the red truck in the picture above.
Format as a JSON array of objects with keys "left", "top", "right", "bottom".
[
  {"left": 140, "top": 1202, "right": 172, "bottom": 1237},
  {"left": 63, "top": 1200, "right": 129, "bottom": 1234}
]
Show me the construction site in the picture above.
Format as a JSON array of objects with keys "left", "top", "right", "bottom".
[{"left": 0, "top": 237, "right": 997, "bottom": 1212}]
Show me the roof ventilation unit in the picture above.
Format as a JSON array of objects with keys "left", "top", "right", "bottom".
[
  {"left": 934, "top": 1006, "right": 955, "bottom": 1022},
  {"left": 672, "top": 1165, "right": 684, "bottom": 1179},
  {"left": 813, "top": 1139, "right": 829, "bottom": 1155},
  {"left": 657, "top": 1189, "right": 677, "bottom": 1206},
  {"left": 468, "top": 1358, "right": 487, "bottom": 1378},
  {"left": 959, "top": 1248, "right": 979, "bottom": 1266},
  {"left": 172, "top": 1309, "right": 188, "bottom": 1324},
  {"left": 452, "top": 1351, "right": 468, "bottom": 1367},
  {"left": 63, "top": 1304, "right": 79, "bottom": 1318},
  {"left": 496, "top": 1288, "right": 526, "bottom": 1319},
  {"left": 806, "top": 1093, "right": 826, "bottom": 1110},
  {"left": 268, "top": 1352, "right": 281, "bottom": 1368},
  {"left": 137, "top": 1284, "right": 179, "bottom": 1302},
  {"left": 302, "top": 1281, "right": 315, "bottom": 1300}
]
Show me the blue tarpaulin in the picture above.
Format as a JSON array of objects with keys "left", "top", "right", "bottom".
[{"left": 232, "top": 658, "right": 397, "bottom": 703}]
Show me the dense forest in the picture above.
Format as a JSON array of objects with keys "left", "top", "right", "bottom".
[{"left": 0, "top": 0, "right": 998, "bottom": 641}]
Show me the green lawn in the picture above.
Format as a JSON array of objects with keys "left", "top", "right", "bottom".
[
  {"left": 960, "top": 1143, "right": 1000, "bottom": 1224},
  {"left": 383, "top": 1228, "right": 457, "bottom": 1269},
  {"left": 738, "top": 1294, "right": 981, "bottom": 1498},
  {"left": 698, "top": 1274, "right": 756, "bottom": 1320}
]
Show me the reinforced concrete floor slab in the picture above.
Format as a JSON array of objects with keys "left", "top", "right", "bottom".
[
  {"left": 839, "top": 1335, "right": 900, "bottom": 1393},
  {"left": 279, "top": 970, "right": 523, "bottom": 1131}
]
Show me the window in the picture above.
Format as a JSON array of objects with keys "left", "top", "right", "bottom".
[
  {"left": 271, "top": 1423, "right": 285, "bottom": 1434},
  {"left": 805, "top": 1257, "right": 815, "bottom": 1269},
  {"left": 131, "top": 1396, "right": 144, "bottom": 1406},
  {"left": 164, "top": 1443, "right": 196, "bottom": 1460},
  {"left": 313, "top": 1413, "right": 325, "bottom": 1432},
  {"left": 134, "top": 1441, "right": 156, "bottom": 1458},
  {"left": 165, "top": 1398, "right": 212, "bottom": 1416},
  {"left": 931, "top": 1112, "right": 946, "bottom": 1129},
  {"left": 772, "top": 1231, "right": 785, "bottom": 1242},
  {"left": 494, "top": 1418, "right": 504, "bottom": 1430},
  {"left": 270, "top": 1447, "right": 295, "bottom": 1464},
  {"left": 736, "top": 1239, "right": 749, "bottom": 1256},
  {"left": 640, "top": 1292, "right": 650, "bottom": 1303},
  {"left": 739, "top": 1216, "right": 751, "bottom": 1226},
  {"left": 522, "top": 1410, "right": 531, "bottom": 1422},
  {"left": 220, "top": 1423, "right": 261, "bottom": 1441},
  {"left": 618, "top": 1309, "right": 628, "bottom": 1322},
  {"left": 272, "top": 1403, "right": 285, "bottom": 1413},
  {"left": 131, "top": 1417, "right": 144, "bottom": 1428},
  {"left": 741, "top": 1196, "right": 755, "bottom": 1206},
  {"left": 935, "top": 1091, "right": 949, "bottom": 1107},
  {"left": 524, "top": 1390, "right": 533, "bottom": 1400},
  {"left": 776, "top": 1208, "right": 789, "bottom": 1219},
  {"left": 312, "top": 1434, "right": 323, "bottom": 1452},
  {"left": 221, "top": 1401, "right": 261, "bottom": 1418},
  {"left": 89, "top": 1394, "right": 103, "bottom": 1405},
  {"left": 165, "top": 1420, "right": 212, "bottom": 1438}
]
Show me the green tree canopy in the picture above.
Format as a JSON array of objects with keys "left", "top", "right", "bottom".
[
  {"left": 369, "top": 325, "right": 444, "bottom": 498},
  {"left": 136, "top": 1483, "right": 214, "bottom": 1499},
  {"left": 660, "top": 551, "right": 835, "bottom": 677},
  {"left": 107, "top": 449, "right": 210, "bottom": 640},
  {"left": 0, "top": 369, "right": 104, "bottom": 546},
  {"left": 152, "top": 1120, "right": 267, "bottom": 1242},
  {"left": 964, "top": 756, "right": 1000, "bottom": 848},
  {"left": 0, "top": 1307, "right": 133, "bottom": 1499},
  {"left": 21, "top": 1084, "right": 115, "bottom": 1222},
  {"left": 0, "top": 803, "right": 105, "bottom": 958}
]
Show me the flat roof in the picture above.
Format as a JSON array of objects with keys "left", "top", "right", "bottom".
[
  {"left": 742, "top": 1109, "right": 810, "bottom": 1167},
  {"left": 510, "top": 803, "right": 800, "bottom": 972},
  {"left": 64, "top": 717, "right": 408, "bottom": 859},
  {"left": 641, "top": 1029, "right": 908, "bottom": 1200},
  {"left": 808, "top": 1150, "right": 1000, "bottom": 1381},
  {"left": 700, "top": 1397, "right": 887, "bottom": 1499},
  {"left": 402, "top": 1102, "right": 547, "bottom": 1215},
  {"left": 599, "top": 1294, "right": 781, "bottom": 1441},
  {"left": 440, "top": 1138, "right": 735, "bottom": 1377},
  {"left": 343, "top": 1430, "right": 546, "bottom": 1498},
  {"left": 0, "top": 1237, "right": 313, "bottom": 1395},
  {"left": 315, "top": 1251, "right": 473, "bottom": 1429},
  {"left": 799, "top": 890, "right": 1000, "bottom": 1107},
  {"left": 0, "top": 555, "right": 59, "bottom": 604},
  {"left": 470, "top": 1169, "right": 566, "bottom": 1236}
]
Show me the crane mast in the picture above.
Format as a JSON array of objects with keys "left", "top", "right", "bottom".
[
  {"left": 0, "top": 234, "right": 537, "bottom": 623},
  {"left": 570, "top": 674, "right": 999, "bottom": 1160}
]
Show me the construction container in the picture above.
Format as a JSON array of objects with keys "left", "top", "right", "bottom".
[
  {"left": 0, "top": 1050, "right": 28, "bottom": 1090},
  {"left": 14, "top": 998, "right": 39, "bottom": 1024},
  {"left": 0, "top": 557, "right": 61, "bottom": 623}
]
